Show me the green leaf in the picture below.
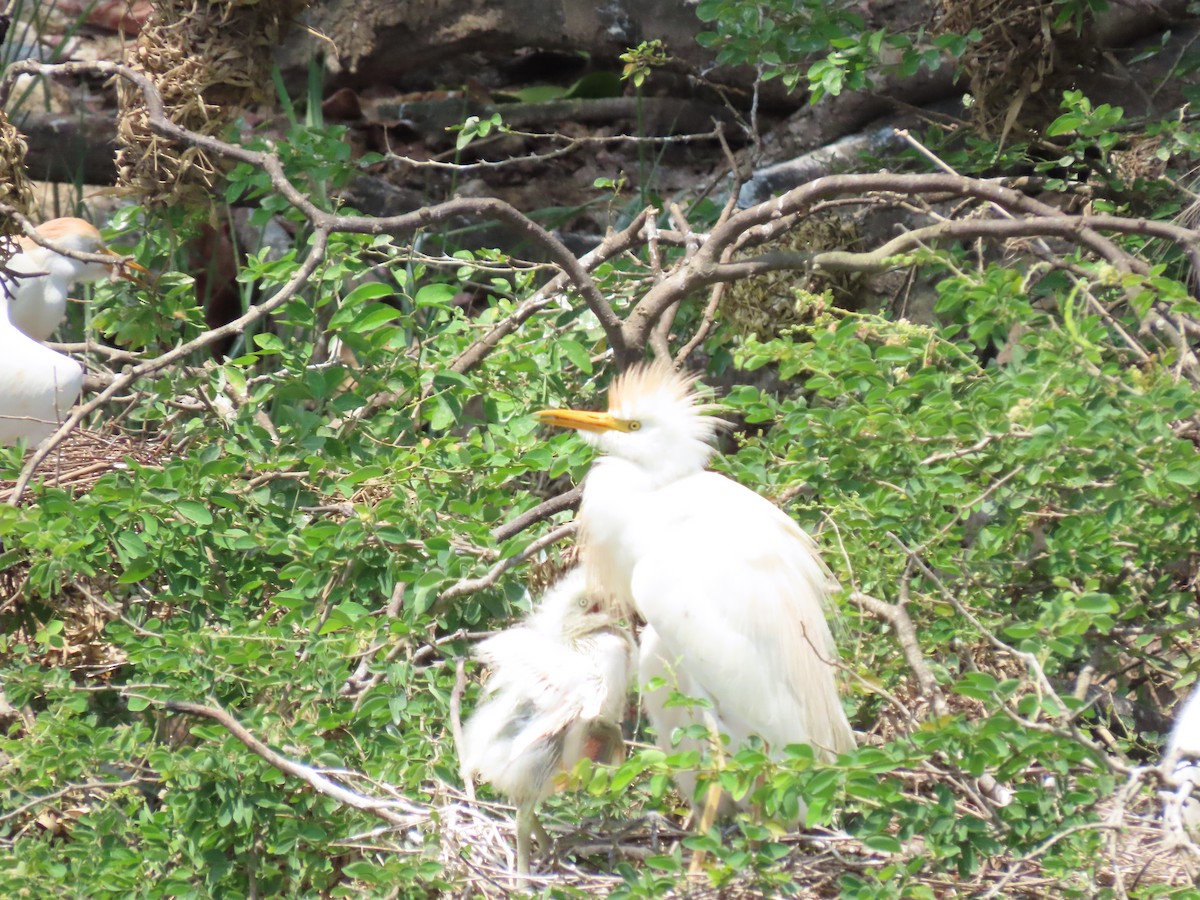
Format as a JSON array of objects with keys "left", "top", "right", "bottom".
[
  {"left": 1166, "top": 467, "right": 1200, "bottom": 487},
  {"left": 118, "top": 557, "right": 157, "bottom": 584},
  {"left": 254, "top": 332, "right": 284, "bottom": 352},
  {"left": 558, "top": 338, "right": 594, "bottom": 374},
  {"left": 346, "top": 303, "right": 400, "bottom": 334},
  {"left": 176, "top": 501, "right": 214, "bottom": 526},
  {"left": 862, "top": 834, "right": 903, "bottom": 853},
  {"left": 414, "top": 283, "right": 459, "bottom": 308},
  {"left": 342, "top": 282, "right": 395, "bottom": 306}
]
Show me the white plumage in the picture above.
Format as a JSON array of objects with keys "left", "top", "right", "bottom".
[
  {"left": 0, "top": 276, "right": 82, "bottom": 446},
  {"left": 536, "top": 361, "right": 855, "bottom": 817},
  {"left": 461, "top": 567, "right": 634, "bottom": 880},
  {"left": 1163, "top": 683, "right": 1200, "bottom": 829},
  {"left": 5, "top": 217, "right": 143, "bottom": 342},
  {"left": 637, "top": 624, "right": 739, "bottom": 818}
]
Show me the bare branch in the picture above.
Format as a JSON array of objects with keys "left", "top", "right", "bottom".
[
  {"left": 3, "top": 60, "right": 627, "bottom": 365},
  {"left": 491, "top": 485, "right": 582, "bottom": 543},
  {"left": 0, "top": 776, "right": 153, "bottom": 825},
  {"left": 451, "top": 657, "right": 474, "bottom": 802},
  {"left": 435, "top": 522, "right": 576, "bottom": 610},
  {"left": 160, "top": 698, "right": 425, "bottom": 826},
  {"left": 450, "top": 208, "right": 654, "bottom": 375},
  {"left": 620, "top": 170, "right": 1200, "bottom": 355},
  {"left": 848, "top": 589, "right": 949, "bottom": 720},
  {"left": 673, "top": 280, "right": 727, "bottom": 366}
]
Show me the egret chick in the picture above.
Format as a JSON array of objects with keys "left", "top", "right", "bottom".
[
  {"left": 4, "top": 217, "right": 146, "bottom": 341},
  {"left": 0, "top": 273, "right": 82, "bottom": 445},
  {"left": 461, "top": 568, "right": 634, "bottom": 883},
  {"left": 536, "top": 361, "right": 855, "bottom": 818}
]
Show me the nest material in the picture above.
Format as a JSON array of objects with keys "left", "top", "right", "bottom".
[
  {"left": 0, "top": 429, "right": 170, "bottom": 677},
  {"left": 939, "top": 0, "right": 1097, "bottom": 143},
  {"left": 1113, "top": 135, "right": 1170, "bottom": 185},
  {"left": 721, "top": 214, "right": 863, "bottom": 339},
  {"left": 0, "top": 429, "right": 169, "bottom": 506},
  {"left": 116, "top": 0, "right": 306, "bottom": 205},
  {"left": 527, "top": 544, "right": 580, "bottom": 596},
  {"left": 425, "top": 774, "right": 1200, "bottom": 897},
  {"left": 0, "top": 108, "right": 34, "bottom": 236}
]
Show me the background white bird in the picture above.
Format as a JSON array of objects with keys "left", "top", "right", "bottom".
[
  {"left": 3, "top": 217, "right": 146, "bottom": 342},
  {"left": 536, "top": 361, "right": 856, "bottom": 820},
  {"left": 0, "top": 280, "right": 82, "bottom": 446},
  {"left": 1163, "top": 683, "right": 1200, "bottom": 830},
  {"left": 460, "top": 567, "right": 635, "bottom": 882}
]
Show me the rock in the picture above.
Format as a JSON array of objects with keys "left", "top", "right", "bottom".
[{"left": 277, "top": 0, "right": 721, "bottom": 91}]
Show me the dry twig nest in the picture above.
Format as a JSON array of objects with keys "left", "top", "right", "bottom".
[
  {"left": 938, "top": 0, "right": 1096, "bottom": 144},
  {"left": 722, "top": 214, "right": 863, "bottom": 339},
  {"left": 0, "top": 429, "right": 170, "bottom": 688},
  {"left": 116, "top": 0, "right": 306, "bottom": 205},
  {"left": 0, "top": 428, "right": 169, "bottom": 506},
  {"left": 0, "top": 109, "right": 34, "bottom": 235},
  {"left": 527, "top": 544, "right": 580, "bottom": 597}
]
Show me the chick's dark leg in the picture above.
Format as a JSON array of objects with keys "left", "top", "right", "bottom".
[
  {"left": 531, "top": 811, "right": 551, "bottom": 848},
  {"left": 515, "top": 801, "right": 538, "bottom": 886}
]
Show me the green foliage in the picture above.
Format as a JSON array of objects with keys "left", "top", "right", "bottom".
[
  {"left": 452, "top": 112, "right": 506, "bottom": 152},
  {"left": 5, "top": 16, "right": 1200, "bottom": 899},
  {"left": 695, "top": 0, "right": 980, "bottom": 100},
  {"left": 619, "top": 40, "right": 670, "bottom": 89}
]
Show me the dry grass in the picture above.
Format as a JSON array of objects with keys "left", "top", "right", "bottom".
[
  {"left": 938, "top": 0, "right": 1095, "bottom": 144},
  {"left": 116, "top": 0, "right": 304, "bottom": 204},
  {"left": 0, "top": 427, "right": 169, "bottom": 505},
  {"left": 317, "top": 772, "right": 1200, "bottom": 896}
]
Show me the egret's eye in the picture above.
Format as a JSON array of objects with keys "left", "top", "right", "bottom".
[{"left": 627, "top": 421, "right": 642, "bottom": 432}]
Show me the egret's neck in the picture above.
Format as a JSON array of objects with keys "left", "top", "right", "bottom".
[
  {"left": 584, "top": 429, "right": 711, "bottom": 489},
  {"left": 582, "top": 456, "right": 657, "bottom": 510},
  {"left": 578, "top": 458, "right": 661, "bottom": 615},
  {"left": 40, "top": 256, "right": 85, "bottom": 298}
]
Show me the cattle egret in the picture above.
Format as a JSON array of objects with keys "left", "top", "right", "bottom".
[
  {"left": 535, "top": 361, "right": 856, "bottom": 817},
  {"left": 460, "top": 568, "right": 635, "bottom": 882},
  {"left": 0, "top": 271, "right": 82, "bottom": 446},
  {"left": 1163, "top": 684, "right": 1200, "bottom": 829},
  {"left": 4, "top": 217, "right": 146, "bottom": 341}
]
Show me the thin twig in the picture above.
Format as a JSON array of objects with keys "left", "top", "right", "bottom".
[
  {"left": 157, "top": 698, "right": 425, "bottom": 825},
  {"left": 491, "top": 486, "right": 582, "bottom": 543},
  {"left": 435, "top": 522, "right": 576, "bottom": 610}
]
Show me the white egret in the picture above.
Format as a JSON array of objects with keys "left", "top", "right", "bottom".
[
  {"left": 1163, "top": 683, "right": 1200, "bottom": 829},
  {"left": 0, "top": 274, "right": 82, "bottom": 446},
  {"left": 4, "top": 217, "right": 146, "bottom": 342},
  {"left": 535, "top": 360, "right": 856, "bottom": 818},
  {"left": 460, "top": 567, "right": 635, "bottom": 882}
]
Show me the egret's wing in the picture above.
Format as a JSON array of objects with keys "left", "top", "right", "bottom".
[
  {"left": 582, "top": 629, "right": 636, "bottom": 723},
  {"left": 0, "top": 340, "right": 83, "bottom": 445},
  {"left": 461, "top": 689, "right": 568, "bottom": 804},
  {"left": 498, "top": 638, "right": 631, "bottom": 762},
  {"left": 463, "top": 568, "right": 634, "bottom": 804},
  {"left": 630, "top": 472, "right": 854, "bottom": 758}
]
